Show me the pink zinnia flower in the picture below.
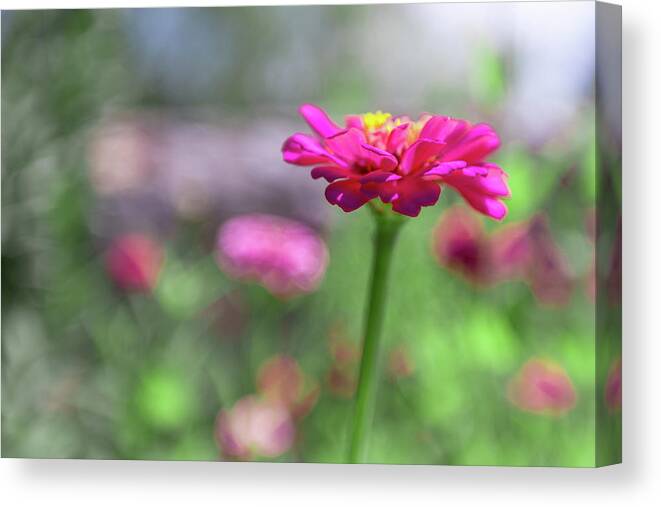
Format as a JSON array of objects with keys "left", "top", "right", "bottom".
[
  {"left": 491, "top": 215, "right": 573, "bottom": 306},
  {"left": 105, "top": 234, "right": 163, "bottom": 292},
  {"left": 525, "top": 218, "right": 574, "bottom": 306},
  {"left": 432, "top": 206, "right": 493, "bottom": 285},
  {"left": 215, "top": 214, "right": 329, "bottom": 297},
  {"left": 215, "top": 395, "right": 295, "bottom": 460},
  {"left": 432, "top": 209, "right": 573, "bottom": 305},
  {"left": 507, "top": 358, "right": 577, "bottom": 416},
  {"left": 282, "top": 104, "right": 510, "bottom": 218},
  {"left": 256, "top": 355, "right": 319, "bottom": 420},
  {"left": 604, "top": 358, "right": 622, "bottom": 413},
  {"left": 490, "top": 221, "right": 533, "bottom": 281}
]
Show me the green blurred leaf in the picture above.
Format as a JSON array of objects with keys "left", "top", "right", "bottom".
[
  {"left": 155, "top": 256, "right": 225, "bottom": 320},
  {"left": 465, "top": 308, "right": 519, "bottom": 373},
  {"left": 582, "top": 126, "right": 597, "bottom": 201},
  {"left": 170, "top": 433, "right": 218, "bottom": 461},
  {"left": 135, "top": 368, "right": 197, "bottom": 431},
  {"left": 470, "top": 45, "right": 506, "bottom": 106},
  {"left": 414, "top": 325, "right": 466, "bottom": 424}
]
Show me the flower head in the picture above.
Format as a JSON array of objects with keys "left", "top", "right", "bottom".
[
  {"left": 489, "top": 222, "right": 533, "bottom": 280},
  {"left": 282, "top": 104, "right": 510, "bottom": 218},
  {"left": 216, "top": 214, "right": 329, "bottom": 297},
  {"left": 215, "top": 395, "right": 295, "bottom": 460},
  {"left": 105, "top": 234, "right": 163, "bottom": 292},
  {"left": 490, "top": 214, "right": 573, "bottom": 306},
  {"left": 525, "top": 217, "right": 574, "bottom": 306},
  {"left": 432, "top": 206, "right": 493, "bottom": 285},
  {"left": 256, "top": 355, "right": 319, "bottom": 419},
  {"left": 432, "top": 209, "right": 574, "bottom": 306},
  {"left": 507, "top": 358, "right": 577, "bottom": 416}
]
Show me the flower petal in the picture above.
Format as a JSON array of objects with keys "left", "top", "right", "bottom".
[
  {"left": 453, "top": 188, "right": 508, "bottom": 220},
  {"left": 324, "top": 128, "right": 367, "bottom": 162},
  {"left": 443, "top": 164, "right": 510, "bottom": 197},
  {"left": 420, "top": 116, "right": 470, "bottom": 144},
  {"left": 361, "top": 144, "right": 398, "bottom": 171},
  {"left": 325, "top": 129, "right": 397, "bottom": 171},
  {"left": 442, "top": 164, "right": 510, "bottom": 220},
  {"left": 364, "top": 180, "right": 398, "bottom": 204},
  {"left": 390, "top": 179, "right": 442, "bottom": 217},
  {"left": 423, "top": 160, "right": 468, "bottom": 178},
  {"left": 478, "top": 166, "right": 509, "bottom": 194},
  {"left": 441, "top": 123, "right": 500, "bottom": 163},
  {"left": 359, "top": 171, "right": 402, "bottom": 184},
  {"left": 386, "top": 123, "right": 410, "bottom": 153},
  {"left": 299, "top": 104, "right": 342, "bottom": 138},
  {"left": 460, "top": 166, "right": 489, "bottom": 177},
  {"left": 359, "top": 172, "right": 402, "bottom": 199},
  {"left": 469, "top": 193, "right": 507, "bottom": 221},
  {"left": 282, "top": 133, "right": 344, "bottom": 166},
  {"left": 399, "top": 139, "right": 446, "bottom": 175},
  {"left": 324, "top": 179, "right": 371, "bottom": 212},
  {"left": 368, "top": 178, "right": 442, "bottom": 217},
  {"left": 311, "top": 165, "right": 352, "bottom": 183},
  {"left": 345, "top": 115, "right": 363, "bottom": 129}
]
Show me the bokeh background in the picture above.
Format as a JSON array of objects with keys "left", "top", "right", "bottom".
[{"left": 1, "top": 2, "right": 620, "bottom": 465}]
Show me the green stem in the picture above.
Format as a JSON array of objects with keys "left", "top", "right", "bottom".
[{"left": 348, "top": 212, "right": 403, "bottom": 463}]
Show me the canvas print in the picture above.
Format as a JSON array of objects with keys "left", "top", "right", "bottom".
[{"left": 1, "top": 1, "right": 621, "bottom": 466}]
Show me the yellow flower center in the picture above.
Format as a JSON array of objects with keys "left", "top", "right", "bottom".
[
  {"left": 360, "top": 112, "right": 429, "bottom": 151},
  {"left": 406, "top": 120, "right": 424, "bottom": 143},
  {"left": 362, "top": 111, "right": 392, "bottom": 132}
]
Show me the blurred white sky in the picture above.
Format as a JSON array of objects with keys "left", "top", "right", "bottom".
[{"left": 121, "top": 2, "right": 594, "bottom": 143}]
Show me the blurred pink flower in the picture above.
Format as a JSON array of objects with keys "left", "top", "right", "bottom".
[
  {"left": 604, "top": 358, "right": 622, "bottom": 413},
  {"left": 216, "top": 214, "right": 328, "bottom": 297},
  {"left": 507, "top": 358, "right": 577, "bottom": 416},
  {"left": 326, "top": 326, "right": 360, "bottom": 399},
  {"left": 257, "top": 355, "right": 319, "bottom": 419},
  {"left": 432, "top": 206, "right": 493, "bottom": 285},
  {"left": 327, "top": 364, "right": 357, "bottom": 399},
  {"left": 432, "top": 209, "right": 573, "bottom": 306},
  {"left": 490, "top": 222, "right": 532, "bottom": 281},
  {"left": 525, "top": 217, "right": 574, "bottom": 306},
  {"left": 215, "top": 395, "right": 295, "bottom": 460},
  {"left": 387, "top": 345, "right": 415, "bottom": 380},
  {"left": 105, "top": 234, "right": 163, "bottom": 292},
  {"left": 88, "top": 118, "right": 154, "bottom": 196},
  {"left": 491, "top": 215, "right": 573, "bottom": 306},
  {"left": 282, "top": 104, "right": 510, "bottom": 218}
]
